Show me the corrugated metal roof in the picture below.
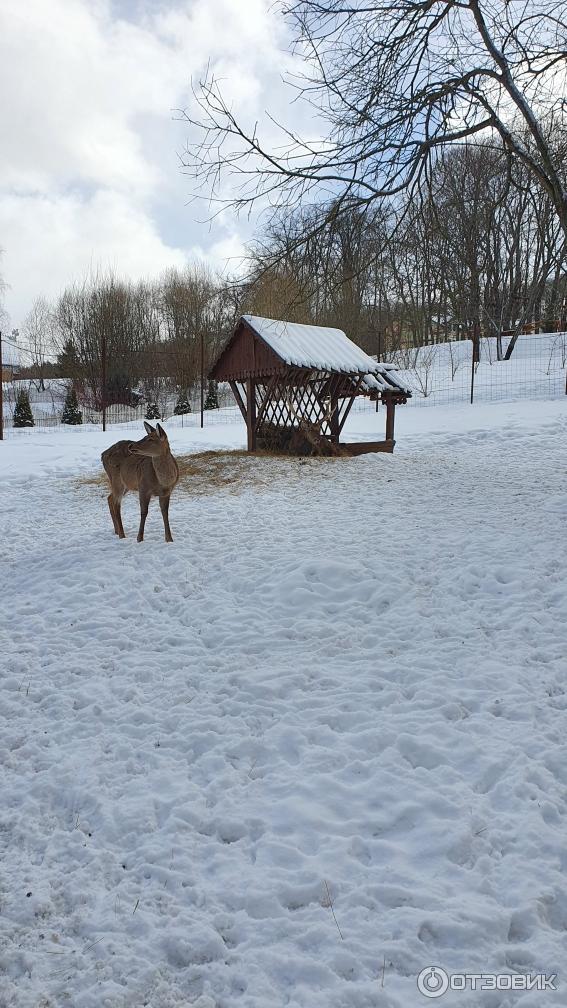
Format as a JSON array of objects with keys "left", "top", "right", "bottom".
[
  {"left": 360, "top": 370, "right": 413, "bottom": 395},
  {"left": 243, "top": 315, "right": 383, "bottom": 375}
]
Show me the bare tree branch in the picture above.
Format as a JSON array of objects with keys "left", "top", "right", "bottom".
[{"left": 180, "top": 0, "right": 567, "bottom": 241}]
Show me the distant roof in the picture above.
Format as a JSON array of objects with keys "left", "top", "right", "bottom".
[
  {"left": 2, "top": 348, "right": 20, "bottom": 368},
  {"left": 243, "top": 315, "right": 382, "bottom": 375}
]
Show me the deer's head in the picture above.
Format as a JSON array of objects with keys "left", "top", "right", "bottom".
[{"left": 130, "top": 421, "right": 169, "bottom": 457}]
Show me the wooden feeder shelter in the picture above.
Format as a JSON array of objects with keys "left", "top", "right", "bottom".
[{"left": 209, "top": 315, "right": 411, "bottom": 455}]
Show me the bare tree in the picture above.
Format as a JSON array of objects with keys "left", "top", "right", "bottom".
[
  {"left": 23, "top": 297, "right": 57, "bottom": 391},
  {"left": 243, "top": 203, "right": 393, "bottom": 351},
  {"left": 183, "top": 0, "right": 567, "bottom": 241},
  {"left": 392, "top": 343, "right": 439, "bottom": 398},
  {"left": 236, "top": 133, "right": 565, "bottom": 358},
  {"left": 54, "top": 273, "right": 161, "bottom": 410},
  {"left": 159, "top": 263, "right": 226, "bottom": 393}
]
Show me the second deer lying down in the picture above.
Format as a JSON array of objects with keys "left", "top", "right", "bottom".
[{"left": 101, "top": 422, "right": 179, "bottom": 542}]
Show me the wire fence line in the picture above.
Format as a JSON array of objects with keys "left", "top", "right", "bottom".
[
  {"left": 389, "top": 330, "right": 567, "bottom": 407},
  {"left": 0, "top": 381, "right": 237, "bottom": 433},
  {"left": 2, "top": 331, "right": 566, "bottom": 436}
]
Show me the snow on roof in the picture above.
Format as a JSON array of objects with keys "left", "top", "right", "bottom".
[
  {"left": 243, "top": 315, "right": 383, "bottom": 375},
  {"left": 361, "top": 370, "right": 412, "bottom": 395}
]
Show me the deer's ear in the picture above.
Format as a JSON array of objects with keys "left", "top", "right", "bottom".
[
  {"left": 157, "top": 423, "right": 166, "bottom": 439},
  {"left": 144, "top": 421, "right": 155, "bottom": 435}
]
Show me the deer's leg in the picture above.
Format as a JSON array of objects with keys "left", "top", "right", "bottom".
[
  {"left": 107, "top": 494, "right": 119, "bottom": 535},
  {"left": 159, "top": 493, "right": 173, "bottom": 542},
  {"left": 137, "top": 490, "right": 151, "bottom": 542},
  {"left": 113, "top": 491, "right": 127, "bottom": 539}
]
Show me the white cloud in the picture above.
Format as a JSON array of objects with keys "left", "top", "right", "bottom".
[
  {"left": 0, "top": 0, "right": 293, "bottom": 324},
  {"left": 0, "top": 189, "right": 187, "bottom": 301}
]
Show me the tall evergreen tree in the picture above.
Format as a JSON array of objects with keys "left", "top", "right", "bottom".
[
  {"left": 204, "top": 380, "right": 219, "bottom": 410},
  {"left": 174, "top": 391, "right": 191, "bottom": 415},
  {"left": 145, "top": 402, "right": 160, "bottom": 420},
  {"left": 57, "top": 338, "right": 80, "bottom": 379},
  {"left": 13, "top": 389, "right": 35, "bottom": 428},
  {"left": 61, "top": 384, "right": 83, "bottom": 424}
]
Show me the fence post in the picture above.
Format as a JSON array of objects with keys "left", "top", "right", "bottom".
[
  {"left": 376, "top": 326, "right": 382, "bottom": 412},
  {"left": 0, "top": 329, "right": 3, "bottom": 440},
  {"left": 200, "top": 330, "right": 204, "bottom": 429},
  {"left": 101, "top": 330, "right": 107, "bottom": 432},
  {"left": 470, "top": 323, "right": 480, "bottom": 404}
]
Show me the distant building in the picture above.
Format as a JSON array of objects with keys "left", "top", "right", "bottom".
[{"left": 1, "top": 345, "right": 21, "bottom": 382}]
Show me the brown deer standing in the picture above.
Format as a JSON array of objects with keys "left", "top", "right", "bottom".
[{"left": 101, "top": 422, "right": 179, "bottom": 542}]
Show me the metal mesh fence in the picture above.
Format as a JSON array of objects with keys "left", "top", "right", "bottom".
[
  {"left": 2, "top": 330, "right": 566, "bottom": 435},
  {"left": 351, "top": 330, "right": 567, "bottom": 414},
  {"left": 0, "top": 382, "right": 238, "bottom": 434}
]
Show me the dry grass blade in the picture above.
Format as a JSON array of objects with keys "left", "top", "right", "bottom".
[{"left": 323, "top": 880, "right": 344, "bottom": 941}]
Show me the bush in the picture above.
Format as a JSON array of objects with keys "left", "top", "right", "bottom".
[
  {"left": 13, "top": 389, "right": 35, "bottom": 428},
  {"left": 61, "top": 384, "right": 82, "bottom": 424},
  {"left": 104, "top": 373, "right": 142, "bottom": 407},
  {"left": 174, "top": 392, "right": 191, "bottom": 415},
  {"left": 145, "top": 402, "right": 161, "bottom": 420}
]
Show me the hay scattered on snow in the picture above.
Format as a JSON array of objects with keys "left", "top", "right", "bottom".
[{"left": 79, "top": 449, "right": 343, "bottom": 498}]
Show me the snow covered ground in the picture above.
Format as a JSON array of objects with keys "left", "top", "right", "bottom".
[{"left": 1, "top": 399, "right": 566, "bottom": 1008}]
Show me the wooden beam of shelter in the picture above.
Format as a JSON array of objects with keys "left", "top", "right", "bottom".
[
  {"left": 337, "top": 375, "right": 366, "bottom": 434},
  {"left": 246, "top": 377, "right": 257, "bottom": 451},
  {"left": 229, "top": 381, "right": 247, "bottom": 421}
]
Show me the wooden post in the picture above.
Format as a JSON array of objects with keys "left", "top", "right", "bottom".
[
  {"left": 337, "top": 375, "right": 365, "bottom": 436},
  {"left": 246, "top": 377, "right": 256, "bottom": 451},
  {"left": 229, "top": 380, "right": 247, "bottom": 421},
  {"left": 385, "top": 394, "right": 395, "bottom": 444}
]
